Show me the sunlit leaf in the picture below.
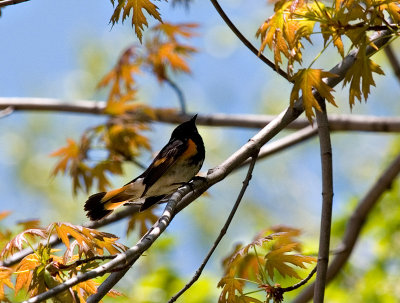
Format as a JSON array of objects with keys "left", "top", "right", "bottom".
[
  {"left": 290, "top": 68, "right": 338, "bottom": 123},
  {"left": 0, "top": 266, "right": 13, "bottom": 302},
  {"left": 265, "top": 243, "right": 316, "bottom": 279},
  {"left": 110, "top": 0, "right": 164, "bottom": 42},
  {"left": 343, "top": 51, "right": 384, "bottom": 108}
]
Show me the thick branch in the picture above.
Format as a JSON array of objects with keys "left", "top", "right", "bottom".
[
  {"left": 4, "top": 98, "right": 400, "bottom": 133},
  {"left": 294, "top": 152, "right": 400, "bottom": 303},
  {"left": 169, "top": 153, "right": 259, "bottom": 302},
  {"left": 313, "top": 100, "right": 334, "bottom": 303},
  {"left": 0, "top": 0, "right": 29, "bottom": 8}
]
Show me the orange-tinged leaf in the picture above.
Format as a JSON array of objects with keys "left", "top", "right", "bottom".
[
  {"left": 343, "top": 53, "right": 384, "bottom": 108},
  {"left": 14, "top": 253, "right": 40, "bottom": 294},
  {"left": 154, "top": 22, "right": 198, "bottom": 41},
  {"left": 0, "top": 211, "right": 11, "bottom": 222},
  {"left": 290, "top": 68, "right": 338, "bottom": 123},
  {"left": 110, "top": 0, "right": 163, "bottom": 43},
  {"left": 0, "top": 266, "right": 13, "bottom": 302},
  {"left": 218, "top": 275, "right": 244, "bottom": 303},
  {"left": 1, "top": 228, "right": 48, "bottom": 259},
  {"left": 50, "top": 138, "right": 81, "bottom": 176},
  {"left": 265, "top": 243, "right": 316, "bottom": 280}
]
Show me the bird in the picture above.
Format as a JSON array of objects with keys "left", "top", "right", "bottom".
[{"left": 84, "top": 114, "right": 205, "bottom": 221}]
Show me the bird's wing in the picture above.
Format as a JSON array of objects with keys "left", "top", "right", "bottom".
[{"left": 127, "top": 139, "right": 186, "bottom": 196}]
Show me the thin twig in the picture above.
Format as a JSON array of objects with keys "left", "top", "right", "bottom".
[
  {"left": 57, "top": 255, "right": 117, "bottom": 270},
  {"left": 239, "top": 125, "right": 317, "bottom": 169},
  {"left": 5, "top": 98, "right": 400, "bottom": 133},
  {"left": 165, "top": 78, "right": 187, "bottom": 114},
  {"left": 313, "top": 100, "right": 334, "bottom": 303},
  {"left": 0, "top": 0, "right": 29, "bottom": 8},
  {"left": 294, "top": 151, "right": 400, "bottom": 303},
  {"left": 282, "top": 265, "right": 318, "bottom": 292},
  {"left": 168, "top": 152, "right": 259, "bottom": 303},
  {"left": 384, "top": 44, "right": 400, "bottom": 84},
  {"left": 209, "top": 0, "right": 290, "bottom": 81}
]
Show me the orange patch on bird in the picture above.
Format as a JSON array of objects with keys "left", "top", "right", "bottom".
[
  {"left": 181, "top": 139, "right": 197, "bottom": 159},
  {"left": 154, "top": 158, "right": 168, "bottom": 167},
  {"left": 101, "top": 187, "right": 127, "bottom": 202}
]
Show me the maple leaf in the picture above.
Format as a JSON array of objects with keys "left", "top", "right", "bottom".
[
  {"left": 0, "top": 228, "right": 48, "bottom": 259},
  {"left": 290, "top": 68, "right": 338, "bottom": 123},
  {"left": 0, "top": 267, "right": 13, "bottom": 302},
  {"left": 50, "top": 138, "right": 80, "bottom": 176},
  {"left": 154, "top": 22, "right": 198, "bottom": 41},
  {"left": 218, "top": 273, "right": 244, "bottom": 303},
  {"left": 14, "top": 252, "right": 42, "bottom": 295},
  {"left": 110, "top": 0, "right": 164, "bottom": 43},
  {"left": 50, "top": 223, "right": 126, "bottom": 262},
  {"left": 343, "top": 52, "right": 384, "bottom": 108},
  {"left": 126, "top": 208, "right": 158, "bottom": 237},
  {"left": 265, "top": 243, "right": 316, "bottom": 280}
]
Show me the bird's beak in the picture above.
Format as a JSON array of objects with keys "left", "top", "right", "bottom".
[{"left": 191, "top": 114, "right": 198, "bottom": 122}]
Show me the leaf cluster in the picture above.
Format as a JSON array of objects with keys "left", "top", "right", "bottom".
[
  {"left": 218, "top": 226, "right": 316, "bottom": 303},
  {"left": 109, "top": 0, "right": 195, "bottom": 42},
  {"left": 0, "top": 220, "right": 126, "bottom": 302},
  {"left": 257, "top": 0, "right": 398, "bottom": 121},
  {"left": 51, "top": 23, "right": 197, "bottom": 194}
]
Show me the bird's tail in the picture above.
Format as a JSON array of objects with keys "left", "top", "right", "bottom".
[{"left": 84, "top": 186, "right": 134, "bottom": 221}]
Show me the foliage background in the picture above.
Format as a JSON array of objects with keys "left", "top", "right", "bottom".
[{"left": 0, "top": 0, "right": 400, "bottom": 301}]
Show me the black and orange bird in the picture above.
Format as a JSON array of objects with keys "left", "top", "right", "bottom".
[{"left": 84, "top": 115, "right": 205, "bottom": 221}]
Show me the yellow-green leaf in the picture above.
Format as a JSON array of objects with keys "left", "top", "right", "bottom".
[{"left": 290, "top": 68, "right": 338, "bottom": 123}]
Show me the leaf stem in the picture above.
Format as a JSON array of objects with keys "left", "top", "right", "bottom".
[{"left": 209, "top": 0, "right": 290, "bottom": 81}]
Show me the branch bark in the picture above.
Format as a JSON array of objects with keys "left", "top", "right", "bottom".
[
  {"left": 313, "top": 100, "right": 334, "bottom": 303},
  {"left": 0, "top": 0, "right": 30, "bottom": 8},
  {"left": 294, "top": 151, "right": 400, "bottom": 303},
  {"left": 4, "top": 98, "right": 400, "bottom": 133}
]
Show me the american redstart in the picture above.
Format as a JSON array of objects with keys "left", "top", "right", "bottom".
[{"left": 84, "top": 114, "right": 205, "bottom": 221}]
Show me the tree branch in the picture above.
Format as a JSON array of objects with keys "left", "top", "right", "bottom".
[
  {"left": 0, "top": 0, "right": 30, "bottom": 8},
  {"left": 165, "top": 78, "right": 187, "bottom": 114},
  {"left": 209, "top": 0, "right": 289, "bottom": 81},
  {"left": 294, "top": 151, "right": 400, "bottom": 303},
  {"left": 313, "top": 100, "right": 334, "bottom": 303},
  {"left": 384, "top": 44, "right": 400, "bottom": 84},
  {"left": 168, "top": 153, "right": 259, "bottom": 302},
  {"left": 282, "top": 265, "right": 317, "bottom": 292},
  {"left": 239, "top": 125, "right": 317, "bottom": 169},
  {"left": 4, "top": 98, "right": 400, "bottom": 133}
]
